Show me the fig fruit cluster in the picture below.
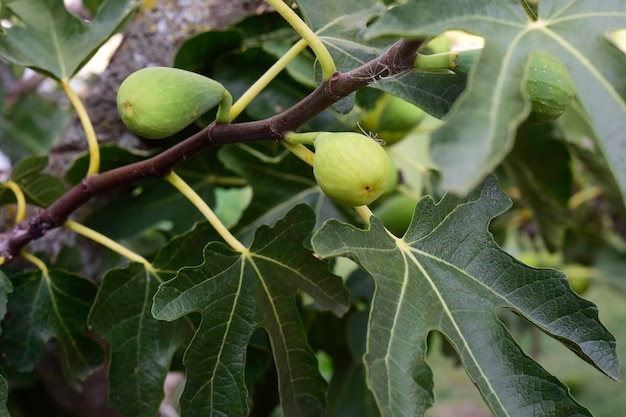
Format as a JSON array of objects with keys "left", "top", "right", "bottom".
[
  {"left": 313, "top": 132, "right": 394, "bottom": 207},
  {"left": 116, "top": 67, "right": 227, "bottom": 139}
]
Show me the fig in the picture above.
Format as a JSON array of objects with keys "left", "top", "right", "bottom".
[
  {"left": 117, "top": 66, "right": 227, "bottom": 139},
  {"left": 359, "top": 94, "right": 425, "bottom": 145},
  {"left": 524, "top": 53, "right": 575, "bottom": 123},
  {"left": 374, "top": 194, "right": 416, "bottom": 237},
  {"left": 452, "top": 50, "right": 575, "bottom": 123},
  {"left": 313, "top": 132, "right": 394, "bottom": 207}
]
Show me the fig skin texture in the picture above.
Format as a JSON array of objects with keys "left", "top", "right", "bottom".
[
  {"left": 525, "top": 53, "right": 575, "bottom": 124},
  {"left": 313, "top": 132, "right": 394, "bottom": 207},
  {"left": 359, "top": 94, "right": 425, "bottom": 145},
  {"left": 117, "top": 66, "right": 226, "bottom": 139}
]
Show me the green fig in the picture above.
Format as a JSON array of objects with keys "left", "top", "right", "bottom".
[
  {"left": 451, "top": 50, "right": 575, "bottom": 123},
  {"left": 359, "top": 94, "right": 425, "bottom": 145},
  {"left": 374, "top": 194, "right": 416, "bottom": 237},
  {"left": 524, "top": 53, "right": 575, "bottom": 123},
  {"left": 117, "top": 66, "right": 227, "bottom": 139},
  {"left": 313, "top": 132, "right": 394, "bottom": 207}
]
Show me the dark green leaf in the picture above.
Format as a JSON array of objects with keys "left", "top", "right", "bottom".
[
  {"left": 0, "top": 156, "right": 66, "bottom": 208},
  {"left": 88, "top": 221, "right": 215, "bottom": 417},
  {"left": 0, "top": 0, "right": 137, "bottom": 80},
  {"left": 2, "top": 269, "right": 103, "bottom": 386},
  {"left": 504, "top": 123, "right": 573, "bottom": 251},
  {"left": 0, "top": 374, "right": 7, "bottom": 417},
  {"left": 0, "top": 271, "right": 13, "bottom": 336},
  {"left": 312, "top": 175, "right": 619, "bottom": 417},
  {"left": 153, "top": 205, "right": 349, "bottom": 417},
  {"left": 0, "top": 93, "right": 71, "bottom": 162},
  {"left": 366, "top": 1, "right": 626, "bottom": 197},
  {"left": 65, "top": 144, "right": 150, "bottom": 185},
  {"left": 174, "top": 30, "right": 243, "bottom": 75},
  {"left": 83, "top": 151, "right": 222, "bottom": 240}
]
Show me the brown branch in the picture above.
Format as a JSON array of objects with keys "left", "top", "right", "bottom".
[{"left": 0, "top": 38, "right": 422, "bottom": 264}]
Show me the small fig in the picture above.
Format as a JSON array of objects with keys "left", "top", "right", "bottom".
[
  {"left": 117, "top": 66, "right": 227, "bottom": 139},
  {"left": 524, "top": 53, "right": 575, "bottom": 124},
  {"left": 313, "top": 132, "right": 394, "bottom": 207},
  {"left": 359, "top": 94, "right": 425, "bottom": 145},
  {"left": 374, "top": 194, "right": 416, "bottom": 237},
  {"left": 452, "top": 50, "right": 575, "bottom": 123}
]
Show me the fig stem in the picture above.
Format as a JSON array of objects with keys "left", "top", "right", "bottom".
[
  {"left": 215, "top": 90, "right": 233, "bottom": 124},
  {"left": 2, "top": 181, "right": 26, "bottom": 223},
  {"left": 282, "top": 141, "right": 315, "bottom": 166},
  {"left": 230, "top": 38, "right": 308, "bottom": 121},
  {"left": 164, "top": 171, "right": 249, "bottom": 254},
  {"left": 61, "top": 79, "right": 100, "bottom": 175},
  {"left": 64, "top": 220, "right": 156, "bottom": 274},
  {"left": 265, "top": 0, "right": 336, "bottom": 81},
  {"left": 284, "top": 131, "right": 321, "bottom": 146},
  {"left": 414, "top": 51, "right": 455, "bottom": 72},
  {"left": 354, "top": 205, "right": 373, "bottom": 225}
]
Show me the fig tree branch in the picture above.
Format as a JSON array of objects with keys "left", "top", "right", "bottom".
[{"left": 0, "top": 38, "right": 422, "bottom": 264}]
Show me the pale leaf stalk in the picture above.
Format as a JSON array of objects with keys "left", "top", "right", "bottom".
[
  {"left": 2, "top": 180, "right": 26, "bottom": 223},
  {"left": 165, "top": 171, "right": 249, "bottom": 254},
  {"left": 231, "top": 38, "right": 308, "bottom": 121},
  {"left": 61, "top": 79, "right": 100, "bottom": 175},
  {"left": 264, "top": 0, "right": 336, "bottom": 80},
  {"left": 20, "top": 250, "right": 50, "bottom": 277},
  {"left": 64, "top": 220, "right": 156, "bottom": 274},
  {"left": 354, "top": 205, "right": 373, "bottom": 225}
]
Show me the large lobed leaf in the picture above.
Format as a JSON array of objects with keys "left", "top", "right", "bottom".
[
  {"left": 365, "top": 0, "right": 626, "bottom": 199},
  {"left": 0, "top": 0, "right": 137, "bottom": 80},
  {"left": 152, "top": 204, "right": 349, "bottom": 417},
  {"left": 88, "top": 222, "right": 214, "bottom": 417},
  {"left": 312, "top": 176, "right": 619, "bottom": 417}
]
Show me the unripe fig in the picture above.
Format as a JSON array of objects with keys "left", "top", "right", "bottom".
[
  {"left": 374, "top": 194, "right": 416, "bottom": 237},
  {"left": 452, "top": 50, "right": 575, "bottom": 123},
  {"left": 359, "top": 94, "right": 425, "bottom": 145},
  {"left": 117, "top": 67, "right": 226, "bottom": 139},
  {"left": 313, "top": 132, "right": 394, "bottom": 207},
  {"left": 524, "top": 53, "right": 575, "bottom": 123}
]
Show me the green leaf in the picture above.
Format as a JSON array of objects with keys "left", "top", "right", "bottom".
[
  {"left": 294, "top": 0, "right": 467, "bottom": 117},
  {"left": 83, "top": 151, "right": 222, "bottom": 240},
  {"left": 0, "top": 93, "right": 71, "bottom": 162},
  {"left": 312, "top": 176, "right": 619, "bottom": 417},
  {"left": 88, "top": 223, "right": 212, "bottom": 417},
  {"left": 0, "top": 374, "right": 8, "bottom": 417},
  {"left": 504, "top": 123, "right": 573, "bottom": 251},
  {"left": 0, "top": 0, "right": 137, "bottom": 80},
  {"left": 365, "top": 1, "right": 626, "bottom": 197},
  {"left": 153, "top": 205, "right": 349, "bottom": 417},
  {"left": 0, "top": 156, "right": 66, "bottom": 208},
  {"left": 2, "top": 269, "right": 103, "bottom": 386},
  {"left": 0, "top": 271, "right": 13, "bottom": 336}
]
